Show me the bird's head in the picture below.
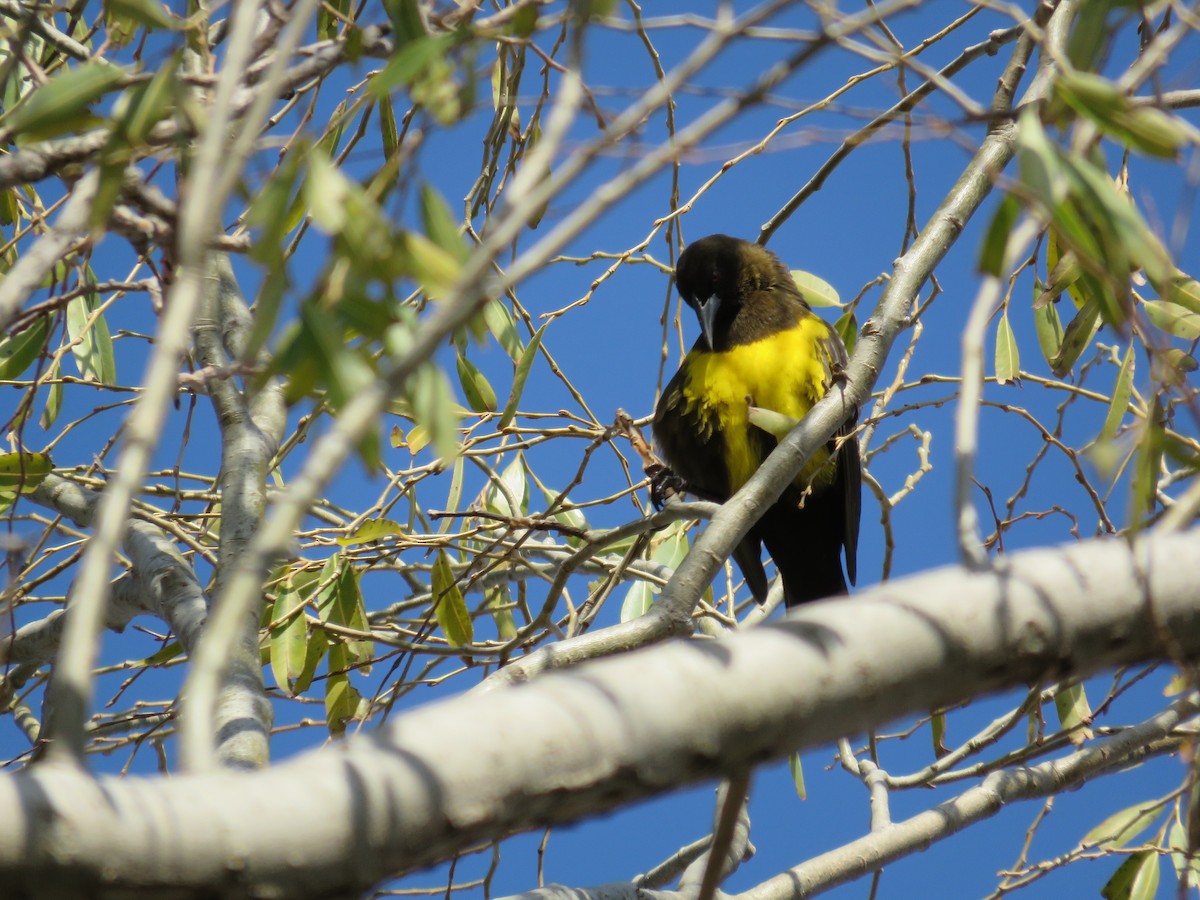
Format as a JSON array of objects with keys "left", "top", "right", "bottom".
[{"left": 675, "top": 234, "right": 790, "bottom": 351}]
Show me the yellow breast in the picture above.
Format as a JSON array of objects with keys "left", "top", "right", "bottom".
[{"left": 680, "top": 316, "right": 834, "bottom": 492}]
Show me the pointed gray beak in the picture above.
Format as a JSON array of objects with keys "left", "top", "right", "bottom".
[{"left": 697, "top": 294, "right": 720, "bottom": 350}]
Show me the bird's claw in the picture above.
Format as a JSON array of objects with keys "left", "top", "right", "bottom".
[{"left": 648, "top": 463, "right": 686, "bottom": 511}]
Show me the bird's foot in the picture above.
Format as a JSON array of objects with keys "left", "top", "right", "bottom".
[{"left": 648, "top": 463, "right": 686, "bottom": 511}]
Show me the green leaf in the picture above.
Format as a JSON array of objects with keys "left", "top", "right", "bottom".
[
  {"left": 114, "top": 51, "right": 178, "bottom": 145},
  {"left": 979, "top": 194, "right": 1020, "bottom": 277},
  {"left": 484, "top": 299, "right": 525, "bottom": 360},
  {"left": 420, "top": 183, "right": 468, "bottom": 264},
  {"left": 1101, "top": 850, "right": 1160, "bottom": 900},
  {"left": 1049, "top": 299, "right": 1101, "bottom": 377},
  {"left": 1099, "top": 344, "right": 1135, "bottom": 444},
  {"left": 378, "top": 95, "right": 399, "bottom": 160},
  {"left": 407, "top": 362, "right": 460, "bottom": 459},
  {"left": 437, "top": 455, "right": 465, "bottom": 535},
  {"left": 1034, "top": 295, "right": 1064, "bottom": 364},
  {"left": 994, "top": 312, "right": 1019, "bottom": 385},
  {"left": 791, "top": 270, "right": 841, "bottom": 307},
  {"left": 1052, "top": 681, "right": 1093, "bottom": 743},
  {"left": 1017, "top": 108, "right": 1066, "bottom": 207},
  {"left": 336, "top": 518, "right": 405, "bottom": 546},
  {"left": 620, "top": 581, "right": 653, "bottom": 622},
  {"left": 455, "top": 351, "right": 497, "bottom": 413},
  {"left": 39, "top": 358, "right": 62, "bottom": 430},
  {"left": 105, "top": 0, "right": 179, "bottom": 31},
  {"left": 931, "top": 711, "right": 949, "bottom": 758},
  {"left": 66, "top": 292, "right": 116, "bottom": 384},
  {"left": 1084, "top": 803, "right": 1163, "bottom": 850},
  {"left": 499, "top": 321, "right": 546, "bottom": 430},
  {"left": 324, "top": 644, "right": 363, "bottom": 735},
  {"left": 372, "top": 34, "right": 455, "bottom": 94},
  {"left": 789, "top": 752, "right": 807, "bottom": 800},
  {"left": 484, "top": 455, "right": 528, "bottom": 518},
  {"left": 304, "top": 147, "right": 349, "bottom": 234},
  {"left": 1160, "top": 272, "right": 1200, "bottom": 316},
  {"left": 486, "top": 585, "right": 518, "bottom": 641},
  {"left": 1130, "top": 408, "right": 1165, "bottom": 529},
  {"left": 382, "top": 0, "right": 427, "bottom": 45},
  {"left": 1057, "top": 71, "right": 1184, "bottom": 159},
  {"left": 539, "top": 485, "right": 589, "bottom": 546},
  {"left": 431, "top": 550, "right": 473, "bottom": 646},
  {"left": 316, "top": 556, "right": 373, "bottom": 671},
  {"left": 0, "top": 451, "right": 53, "bottom": 513},
  {"left": 1038, "top": 235, "right": 1083, "bottom": 309},
  {"left": 1168, "top": 818, "right": 1200, "bottom": 888},
  {"left": 269, "top": 572, "right": 310, "bottom": 694},
  {"left": 6, "top": 61, "right": 126, "bottom": 141},
  {"left": 0, "top": 316, "right": 49, "bottom": 379},
  {"left": 834, "top": 311, "right": 857, "bottom": 356},
  {"left": 621, "top": 523, "right": 688, "bottom": 620},
  {"left": 1143, "top": 300, "right": 1200, "bottom": 341},
  {"left": 748, "top": 405, "right": 800, "bottom": 440}
]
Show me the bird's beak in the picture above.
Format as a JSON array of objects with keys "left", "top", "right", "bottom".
[{"left": 697, "top": 295, "right": 720, "bottom": 350}]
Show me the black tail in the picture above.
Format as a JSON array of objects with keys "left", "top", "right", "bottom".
[{"left": 757, "top": 482, "right": 850, "bottom": 607}]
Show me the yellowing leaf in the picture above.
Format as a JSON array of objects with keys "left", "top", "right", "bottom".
[
  {"left": 994, "top": 312, "right": 1020, "bottom": 385},
  {"left": 791, "top": 270, "right": 841, "bottom": 307}
]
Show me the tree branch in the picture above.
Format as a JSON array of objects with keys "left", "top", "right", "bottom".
[{"left": 0, "top": 526, "right": 1197, "bottom": 897}]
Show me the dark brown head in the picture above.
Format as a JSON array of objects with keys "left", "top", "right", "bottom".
[{"left": 674, "top": 234, "right": 800, "bottom": 351}]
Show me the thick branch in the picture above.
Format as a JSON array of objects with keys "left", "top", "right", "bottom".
[{"left": 0, "top": 527, "right": 1197, "bottom": 897}]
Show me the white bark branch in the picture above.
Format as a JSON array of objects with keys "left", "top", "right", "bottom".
[{"left": 0, "top": 527, "right": 1197, "bottom": 897}]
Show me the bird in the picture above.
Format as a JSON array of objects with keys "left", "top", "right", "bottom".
[{"left": 652, "top": 234, "right": 860, "bottom": 607}]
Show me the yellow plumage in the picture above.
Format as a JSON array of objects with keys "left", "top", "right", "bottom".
[{"left": 676, "top": 317, "right": 836, "bottom": 492}]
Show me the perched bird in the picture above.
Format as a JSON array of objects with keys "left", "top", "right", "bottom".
[{"left": 653, "top": 234, "right": 860, "bottom": 606}]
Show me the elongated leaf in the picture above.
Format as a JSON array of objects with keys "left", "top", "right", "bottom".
[
  {"left": 1053, "top": 681, "right": 1093, "bottom": 744},
  {"left": 1034, "top": 294, "right": 1064, "bottom": 364},
  {"left": 1083, "top": 803, "right": 1163, "bottom": 850},
  {"left": 337, "top": 518, "right": 405, "bottom": 546},
  {"left": 499, "top": 321, "right": 546, "bottom": 429},
  {"left": 115, "top": 51, "right": 178, "bottom": 144},
  {"left": 486, "top": 585, "right": 518, "bottom": 641},
  {"left": 455, "top": 351, "right": 497, "bottom": 412},
  {"left": 834, "top": 311, "right": 857, "bottom": 356},
  {"left": 979, "top": 194, "right": 1019, "bottom": 277},
  {"left": 0, "top": 317, "right": 49, "bottom": 379},
  {"left": 789, "top": 752, "right": 807, "bottom": 800},
  {"left": 431, "top": 550, "right": 472, "bottom": 646},
  {"left": 324, "top": 644, "right": 363, "bottom": 735},
  {"left": 420, "top": 183, "right": 468, "bottom": 264},
  {"left": 1101, "top": 849, "right": 1160, "bottom": 900},
  {"left": 484, "top": 455, "right": 528, "bottom": 518},
  {"left": 66, "top": 293, "right": 116, "bottom": 384},
  {"left": 6, "top": 61, "right": 126, "bottom": 140},
  {"left": 408, "top": 362, "right": 459, "bottom": 459},
  {"left": 1143, "top": 300, "right": 1200, "bottom": 340},
  {"left": 1050, "top": 299, "right": 1101, "bottom": 377},
  {"left": 994, "top": 312, "right": 1019, "bottom": 384},
  {"left": 748, "top": 405, "right": 800, "bottom": 440},
  {"left": 39, "top": 358, "right": 63, "bottom": 430},
  {"left": 484, "top": 299, "right": 524, "bottom": 360},
  {"left": 1100, "top": 345, "right": 1135, "bottom": 443},
  {"left": 620, "top": 580, "right": 653, "bottom": 622},
  {"left": 269, "top": 573, "right": 310, "bottom": 694}
]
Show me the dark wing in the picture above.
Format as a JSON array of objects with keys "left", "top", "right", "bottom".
[
  {"left": 816, "top": 323, "right": 861, "bottom": 587},
  {"left": 652, "top": 356, "right": 729, "bottom": 502},
  {"left": 836, "top": 418, "right": 861, "bottom": 586}
]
